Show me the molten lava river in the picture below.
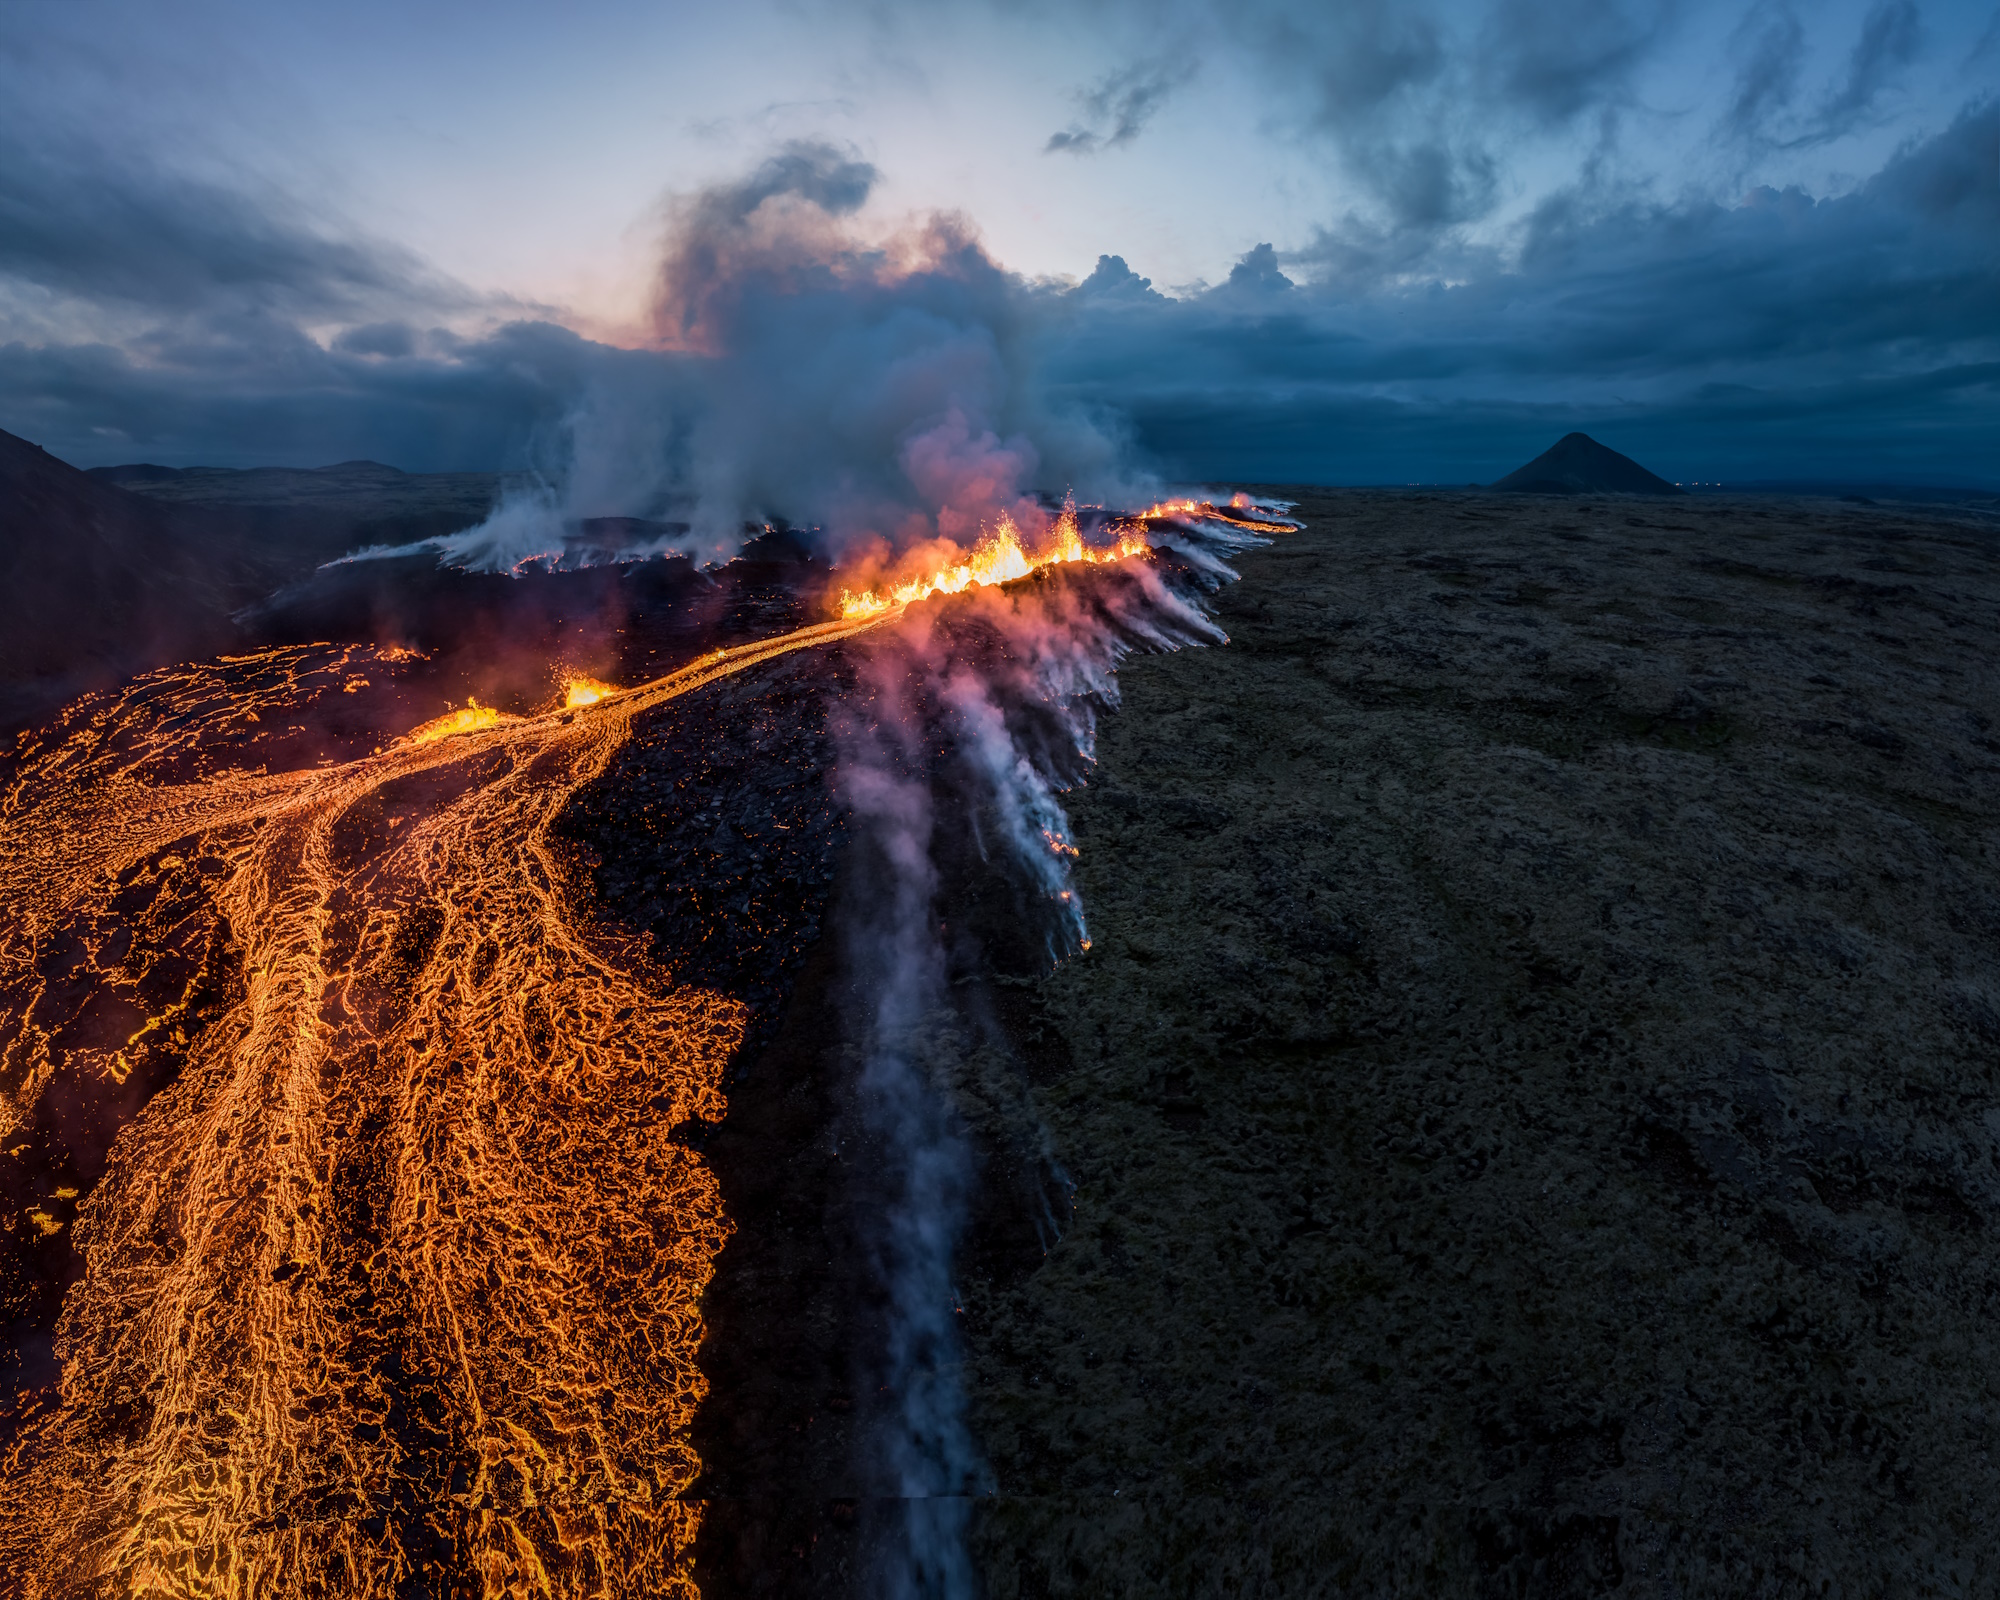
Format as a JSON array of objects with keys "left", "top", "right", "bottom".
[{"left": 0, "top": 498, "right": 1286, "bottom": 1596}]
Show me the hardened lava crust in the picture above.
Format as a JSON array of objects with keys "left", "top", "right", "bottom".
[{"left": 955, "top": 490, "right": 2000, "bottom": 1598}]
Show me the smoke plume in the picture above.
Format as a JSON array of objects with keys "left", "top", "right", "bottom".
[
  {"left": 832, "top": 512, "right": 1282, "bottom": 1591},
  {"left": 412, "top": 142, "right": 1150, "bottom": 574}
]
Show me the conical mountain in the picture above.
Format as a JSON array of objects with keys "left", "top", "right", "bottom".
[{"left": 1492, "top": 432, "right": 1684, "bottom": 495}]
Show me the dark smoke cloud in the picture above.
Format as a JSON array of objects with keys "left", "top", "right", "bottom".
[{"left": 652, "top": 142, "right": 879, "bottom": 347}]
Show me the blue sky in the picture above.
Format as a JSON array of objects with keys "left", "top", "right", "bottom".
[{"left": 0, "top": 0, "right": 1994, "bottom": 493}]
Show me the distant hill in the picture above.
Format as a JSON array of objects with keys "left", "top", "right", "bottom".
[
  {"left": 0, "top": 430, "right": 247, "bottom": 727},
  {"left": 0, "top": 437, "right": 510, "bottom": 731},
  {"left": 1492, "top": 433, "right": 1684, "bottom": 496},
  {"left": 88, "top": 459, "right": 502, "bottom": 521}
]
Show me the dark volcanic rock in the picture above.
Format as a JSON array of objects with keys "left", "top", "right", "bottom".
[
  {"left": 1493, "top": 431, "right": 1685, "bottom": 495},
  {"left": 561, "top": 646, "right": 849, "bottom": 1047},
  {"left": 2, "top": 434, "right": 498, "bottom": 731},
  {"left": 960, "top": 489, "right": 2000, "bottom": 1598}
]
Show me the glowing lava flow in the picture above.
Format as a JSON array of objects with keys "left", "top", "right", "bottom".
[
  {"left": 835, "top": 498, "right": 1151, "bottom": 620},
  {"left": 561, "top": 677, "right": 621, "bottom": 711},
  {"left": 407, "top": 697, "right": 515, "bottom": 746},
  {"left": 0, "top": 613, "right": 881, "bottom": 1598},
  {"left": 1133, "top": 495, "right": 1297, "bottom": 534}
]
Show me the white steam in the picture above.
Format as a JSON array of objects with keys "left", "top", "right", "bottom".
[
  {"left": 835, "top": 510, "right": 1284, "bottom": 1591},
  {"left": 839, "top": 649, "right": 988, "bottom": 1600},
  {"left": 362, "top": 142, "right": 1155, "bottom": 574}
]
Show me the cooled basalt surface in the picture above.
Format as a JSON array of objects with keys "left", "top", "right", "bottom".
[{"left": 960, "top": 490, "right": 2000, "bottom": 1597}]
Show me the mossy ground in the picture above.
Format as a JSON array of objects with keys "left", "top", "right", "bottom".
[{"left": 959, "top": 491, "right": 2000, "bottom": 1599}]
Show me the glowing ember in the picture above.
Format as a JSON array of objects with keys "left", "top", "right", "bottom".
[
  {"left": 837, "top": 498, "right": 1150, "bottom": 620},
  {"left": 1134, "top": 496, "right": 1298, "bottom": 534},
  {"left": 563, "top": 675, "right": 621, "bottom": 709},
  {"left": 406, "top": 695, "right": 513, "bottom": 746}
]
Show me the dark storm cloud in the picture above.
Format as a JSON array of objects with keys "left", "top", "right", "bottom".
[
  {"left": 0, "top": 123, "right": 471, "bottom": 326},
  {"left": 1726, "top": 0, "right": 1928, "bottom": 151},
  {"left": 1013, "top": 0, "right": 1995, "bottom": 485},
  {"left": 0, "top": 93, "right": 613, "bottom": 471},
  {"left": 1, "top": 8, "right": 1992, "bottom": 497},
  {"left": 1223, "top": 0, "right": 1673, "bottom": 234},
  {"left": 1220, "top": 244, "right": 1296, "bottom": 295},
  {"left": 1471, "top": 0, "right": 1670, "bottom": 128},
  {"left": 8, "top": 99, "right": 1994, "bottom": 488},
  {"left": 1040, "top": 102, "right": 2000, "bottom": 485},
  {"left": 1044, "top": 57, "right": 1193, "bottom": 155},
  {"left": 1817, "top": 0, "right": 1924, "bottom": 134},
  {"left": 1724, "top": 7, "right": 1808, "bottom": 142},
  {"left": 0, "top": 317, "right": 671, "bottom": 473},
  {"left": 1069, "top": 255, "right": 1166, "bottom": 302}
]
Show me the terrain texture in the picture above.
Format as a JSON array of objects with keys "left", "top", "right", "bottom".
[
  {"left": 958, "top": 490, "right": 2000, "bottom": 1597},
  {"left": 0, "top": 434, "right": 505, "bottom": 729}
]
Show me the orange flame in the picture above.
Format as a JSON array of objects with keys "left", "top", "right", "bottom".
[
  {"left": 563, "top": 675, "right": 621, "bottom": 709},
  {"left": 1133, "top": 496, "right": 1294, "bottom": 534},
  {"left": 836, "top": 499, "right": 1150, "bottom": 620},
  {"left": 406, "top": 696, "right": 512, "bottom": 746}
]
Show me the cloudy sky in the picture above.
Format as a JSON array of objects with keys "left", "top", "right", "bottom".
[{"left": 0, "top": 0, "right": 1994, "bottom": 490}]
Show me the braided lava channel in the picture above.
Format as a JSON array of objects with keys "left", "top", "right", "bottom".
[
  {"left": 0, "top": 614, "right": 880, "bottom": 1597},
  {"left": 0, "top": 496, "right": 1290, "bottom": 1597}
]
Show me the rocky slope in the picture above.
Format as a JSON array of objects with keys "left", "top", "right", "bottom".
[{"left": 0, "top": 429, "right": 246, "bottom": 726}]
